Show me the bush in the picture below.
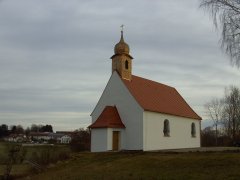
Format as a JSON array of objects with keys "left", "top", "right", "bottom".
[
  {"left": 29, "top": 146, "right": 70, "bottom": 165},
  {"left": 70, "top": 129, "right": 90, "bottom": 152}
]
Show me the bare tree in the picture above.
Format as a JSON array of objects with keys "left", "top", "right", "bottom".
[
  {"left": 4, "top": 145, "right": 22, "bottom": 180},
  {"left": 16, "top": 125, "right": 24, "bottom": 134},
  {"left": 199, "top": 0, "right": 240, "bottom": 67},
  {"left": 205, "top": 98, "right": 223, "bottom": 146},
  {"left": 70, "top": 128, "right": 90, "bottom": 151},
  {"left": 222, "top": 86, "right": 240, "bottom": 141}
]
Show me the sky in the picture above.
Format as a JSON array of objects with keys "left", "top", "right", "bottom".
[{"left": 0, "top": 0, "right": 240, "bottom": 132}]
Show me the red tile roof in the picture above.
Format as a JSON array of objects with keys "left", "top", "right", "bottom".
[
  {"left": 89, "top": 106, "right": 126, "bottom": 129},
  {"left": 122, "top": 75, "right": 202, "bottom": 120}
]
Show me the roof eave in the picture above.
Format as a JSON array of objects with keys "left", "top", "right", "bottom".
[
  {"left": 144, "top": 109, "right": 202, "bottom": 120},
  {"left": 89, "top": 125, "right": 126, "bottom": 129}
]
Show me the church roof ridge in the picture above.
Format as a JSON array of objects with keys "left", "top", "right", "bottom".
[
  {"left": 131, "top": 74, "right": 175, "bottom": 89},
  {"left": 122, "top": 74, "right": 202, "bottom": 120}
]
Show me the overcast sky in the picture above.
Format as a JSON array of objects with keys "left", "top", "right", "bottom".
[{"left": 0, "top": 0, "right": 239, "bottom": 131}]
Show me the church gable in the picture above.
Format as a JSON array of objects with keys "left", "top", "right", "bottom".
[
  {"left": 90, "top": 72, "right": 144, "bottom": 151},
  {"left": 90, "top": 71, "right": 143, "bottom": 122}
]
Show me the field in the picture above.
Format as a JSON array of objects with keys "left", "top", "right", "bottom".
[
  {"left": 22, "top": 151, "right": 240, "bottom": 180},
  {"left": 1, "top": 142, "right": 240, "bottom": 180},
  {"left": 0, "top": 142, "right": 70, "bottom": 179}
]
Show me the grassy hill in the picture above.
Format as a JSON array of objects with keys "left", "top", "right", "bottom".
[
  {"left": 21, "top": 151, "right": 240, "bottom": 180},
  {"left": 1, "top": 142, "right": 240, "bottom": 179}
]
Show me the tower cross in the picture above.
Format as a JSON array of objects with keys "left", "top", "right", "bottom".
[{"left": 120, "top": 24, "right": 124, "bottom": 32}]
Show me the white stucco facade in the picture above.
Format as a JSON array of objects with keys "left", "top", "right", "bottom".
[
  {"left": 90, "top": 72, "right": 201, "bottom": 152},
  {"left": 91, "top": 128, "right": 108, "bottom": 152},
  {"left": 91, "top": 71, "right": 143, "bottom": 152},
  {"left": 60, "top": 135, "right": 72, "bottom": 144},
  {"left": 91, "top": 128, "right": 125, "bottom": 152},
  {"left": 143, "top": 111, "right": 201, "bottom": 151}
]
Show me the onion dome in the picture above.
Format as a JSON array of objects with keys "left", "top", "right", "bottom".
[{"left": 114, "top": 31, "right": 130, "bottom": 55}]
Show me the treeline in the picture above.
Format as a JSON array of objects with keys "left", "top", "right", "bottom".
[
  {"left": 0, "top": 124, "right": 90, "bottom": 151},
  {"left": 203, "top": 85, "right": 240, "bottom": 146},
  {"left": 26, "top": 124, "right": 53, "bottom": 133},
  {"left": 70, "top": 128, "right": 90, "bottom": 151},
  {"left": 0, "top": 124, "right": 53, "bottom": 138}
]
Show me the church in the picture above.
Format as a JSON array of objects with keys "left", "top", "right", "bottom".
[{"left": 89, "top": 30, "right": 202, "bottom": 152}]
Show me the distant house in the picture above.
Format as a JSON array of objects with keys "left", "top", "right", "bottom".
[
  {"left": 30, "top": 132, "right": 51, "bottom": 142},
  {"left": 89, "top": 31, "right": 202, "bottom": 152},
  {"left": 6, "top": 131, "right": 73, "bottom": 144},
  {"left": 29, "top": 132, "right": 72, "bottom": 144},
  {"left": 56, "top": 131, "right": 74, "bottom": 135},
  {"left": 5, "top": 134, "right": 26, "bottom": 142},
  {"left": 60, "top": 135, "right": 72, "bottom": 144}
]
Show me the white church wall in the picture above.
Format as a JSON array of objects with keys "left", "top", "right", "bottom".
[
  {"left": 91, "top": 72, "right": 143, "bottom": 151},
  {"left": 91, "top": 128, "right": 125, "bottom": 152},
  {"left": 143, "top": 111, "right": 201, "bottom": 151},
  {"left": 91, "top": 128, "right": 108, "bottom": 152}
]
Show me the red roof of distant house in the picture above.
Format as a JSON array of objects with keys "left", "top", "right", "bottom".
[
  {"left": 122, "top": 75, "right": 202, "bottom": 120},
  {"left": 89, "top": 106, "right": 126, "bottom": 128},
  {"left": 29, "top": 132, "right": 50, "bottom": 136},
  {"left": 56, "top": 131, "right": 74, "bottom": 135}
]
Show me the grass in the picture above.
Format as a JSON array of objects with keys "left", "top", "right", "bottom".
[
  {"left": 0, "top": 142, "right": 29, "bottom": 178},
  {"left": 1, "top": 141, "right": 240, "bottom": 179},
  {"left": 21, "top": 151, "right": 240, "bottom": 180},
  {"left": 0, "top": 141, "right": 8, "bottom": 163},
  {"left": 0, "top": 142, "right": 70, "bottom": 179}
]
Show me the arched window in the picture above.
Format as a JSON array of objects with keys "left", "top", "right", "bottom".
[
  {"left": 125, "top": 60, "right": 129, "bottom": 69},
  {"left": 163, "top": 119, "right": 170, "bottom": 137},
  {"left": 191, "top": 123, "right": 196, "bottom": 137}
]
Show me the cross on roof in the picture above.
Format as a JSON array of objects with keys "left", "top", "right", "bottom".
[{"left": 120, "top": 24, "right": 124, "bottom": 32}]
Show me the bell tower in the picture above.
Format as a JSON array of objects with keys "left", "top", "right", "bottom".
[{"left": 111, "top": 27, "right": 133, "bottom": 81}]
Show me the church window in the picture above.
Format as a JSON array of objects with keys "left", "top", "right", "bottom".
[
  {"left": 125, "top": 60, "right": 129, "bottom": 69},
  {"left": 163, "top": 119, "right": 170, "bottom": 137},
  {"left": 191, "top": 123, "right": 196, "bottom": 137}
]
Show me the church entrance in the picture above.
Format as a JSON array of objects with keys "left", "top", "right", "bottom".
[{"left": 112, "top": 131, "right": 120, "bottom": 151}]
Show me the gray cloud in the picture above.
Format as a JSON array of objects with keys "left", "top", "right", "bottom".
[{"left": 0, "top": 0, "right": 240, "bottom": 131}]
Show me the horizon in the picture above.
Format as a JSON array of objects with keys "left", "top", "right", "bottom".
[{"left": 0, "top": 0, "right": 240, "bottom": 131}]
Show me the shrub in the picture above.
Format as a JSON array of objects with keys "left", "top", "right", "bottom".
[
  {"left": 29, "top": 146, "right": 70, "bottom": 165},
  {"left": 70, "top": 129, "right": 90, "bottom": 152}
]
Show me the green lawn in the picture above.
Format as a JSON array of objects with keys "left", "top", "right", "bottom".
[{"left": 22, "top": 151, "right": 240, "bottom": 180}]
